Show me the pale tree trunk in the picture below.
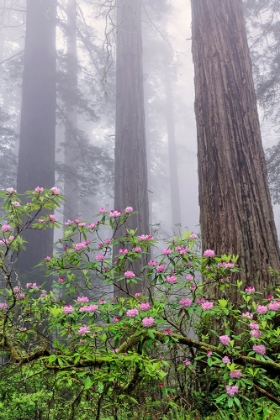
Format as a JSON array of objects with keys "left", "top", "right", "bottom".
[
  {"left": 114, "top": 0, "right": 150, "bottom": 296},
  {"left": 165, "top": 74, "right": 181, "bottom": 230},
  {"left": 17, "top": 0, "right": 56, "bottom": 289},
  {"left": 63, "top": 0, "right": 79, "bottom": 224},
  {"left": 191, "top": 0, "right": 280, "bottom": 299}
]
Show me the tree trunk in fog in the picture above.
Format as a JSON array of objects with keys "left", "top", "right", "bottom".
[
  {"left": 165, "top": 75, "right": 181, "bottom": 230},
  {"left": 191, "top": 0, "right": 280, "bottom": 298},
  {"left": 16, "top": 0, "right": 56, "bottom": 289},
  {"left": 63, "top": 0, "right": 79, "bottom": 224},
  {"left": 114, "top": 0, "right": 150, "bottom": 296}
]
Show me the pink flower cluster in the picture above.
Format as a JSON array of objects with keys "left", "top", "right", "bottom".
[
  {"left": 201, "top": 301, "right": 214, "bottom": 311},
  {"left": 127, "top": 308, "right": 139, "bottom": 317},
  {"left": 226, "top": 385, "right": 239, "bottom": 397},
  {"left": 125, "top": 206, "right": 133, "bottom": 213},
  {"left": 124, "top": 271, "right": 135, "bottom": 279},
  {"left": 2, "top": 224, "right": 12, "bottom": 233},
  {"left": 245, "top": 286, "right": 255, "bottom": 293},
  {"left": 148, "top": 260, "right": 158, "bottom": 266},
  {"left": 219, "top": 335, "right": 230, "bottom": 345},
  {"left": 96, "top": 254, "right": 105, "bottom": 262},
  {"left": 179, "top": 298, "right": 192, "bottom": 307},
  {"left": 26, "top": 282, "right": 39, "bottom": 289},
  {"left": 253, "top": 344, "right": 266, "bottom": 355},
  {"left": 203, "top": 249, "right": 215, "bottom": 257},
  {"left": 77, "top": 296, "right": 89, "bottom": 303},
  {"left": 162, "top": 248, "right": 172, "bottom": 255},
  {"left": 110, "top": 210, "right": 121, "bottom": 218},
  {"left": 166, "top": 275, "right": 177, "bottom": 284},
  {"left": 119, "top": 248, "right": 128, "bottom": 255},
  {"left": 132, "top": 247, "right": 142, "bottom": 253},
  {"left": 75, "top": 240, "right": 90, "bottom": 251},
  {"left": 142, "top": 317, "right": 155, "bottom": 327},
  {"left": 140, "top": 302, "right": 151, "bottom": 311},
  {"left": 230, "top": 371, "right": 242, "bottom": 379},
  {"left": 138, "top": 235, "right": 154, "bottom": 241},
  {"left": 268, "top": 301, "right": 280, "bottom": 311},
  {"left": 0, "top": 303, "right": 8, "bottom": 310},
  {"left": 63, "top": 305, "right": 74, "bottom": 314},
  {"left": 256, "top": 305, "right": 268, "bottom": 314},
  {"left": 78, "top": 326, "right": 90, "bottom": 335},
  {"left": 79, "top": 305, "right": 98, "bottom": 313},
  {"left": 51, "top": 187, "right": 60, "bottom": 195}
]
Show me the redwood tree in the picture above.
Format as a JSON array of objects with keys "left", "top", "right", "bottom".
[
  {"left": 16, "top": 0, "right": 56, "bottom": 286},
  {"left": 191, "top": 0, "right": 280, "bottom": 293},
  {"left": 114, "top": 0, "right": 150, "bottom": 296}
]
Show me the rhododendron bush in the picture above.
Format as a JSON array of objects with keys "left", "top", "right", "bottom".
[{"left": 0, "top": 189, "right": 280, "bottom": 419}]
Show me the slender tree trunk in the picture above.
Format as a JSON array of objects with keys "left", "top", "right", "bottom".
[
  {"left": 191, "top": 0, "right": 280, "bottom": 297},
  {"left": 114, "top": 0, "right": 150, "bottom": 296},
  {"left": 63, "top": 0, "right": 79, "bottom": 224},
  {"left": 16, "top": 0, "right": 56, "bottom": 288},
  {"left": 165, "top": 75, "right": 181, "bottom": 230}
]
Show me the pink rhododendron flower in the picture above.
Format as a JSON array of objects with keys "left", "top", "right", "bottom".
[
  {"left": 179, "top": 298, "right": 192, "bottom": 307},
  {"left": 45, "top": 256, "right": 51, "bottom": 262},
  {"left": 17, "top": 293, "right": 25, "bottom": 299},
  {"left": 148, "top": 260, "right": 158, "bottom": 266},
  {"left": 222, "top": 356, "right": 231, "bottom": 364},
  {"left": 58, "top": 276, "right": 64, "bottom": 283},
  {"left": 95, "top": 254, "right": 105, "bottom": 262},
  {"left": 219, "top": 335, "right": 230, "bottom": 345},
  {"left": 63, "top": 305, "right": 74, "bottom": 314},
  {"left": 253, "top": 344, "right": 266, "bottom": 355},
  {"left": 190, "top": 285, "right": 196, "bottom": 291},
  {"left": 11, "top": 201, "right": 21, "bottom": 207},
  {"left": 156, "top": 265, "right": 165, "bottom": 272},
  {"left": 251, "top": 329, "right": 262, "bottom": 338},
  {"left": 78, "top": 222, "right": 86, "bottom": 227},
  {"left": 99, "top": 207, "right": 107, "bottom": 213},
  {"left": 35, "top": 186, "right": 44, "bottom": 193},
  {"left": 242, "top": 312, "right": 253, "bottom": 319},
  {"left": 230, "top": 371, "right": 242, "bottom": 379},
  {"left": 124, "top": 271, "right": 135, "bottom": 279},
  {"left": 183, "top": 360, "right": 191, "bottom": 366},
  {"left": 74, "top": 219, "right": 81, "bottom": 224},
  {"left": 2, "top": 225, "right": 11, "bottom": 232},
  {"left": 207, "top": 351, "right": 212, "bottom": 357},
  {"left": 99, "top": 299, "right": 105, "bottom": 305},
  {"left": 250, "top": 322, "right": 259, "bottom": 330},
  {"left": 119, "top": 248, "right": 128, "bottom": 255},
  {"left": 13, "top": 286, "right": 20, "bottom": 293},
  {"left": 196, "top": 297, "right": 205, "bottom": 304},
  {"left": 256, "top": 305, "right": 268, "bottom": 314},
  {"left": 226, "top": 385, "right": 239, "bottom": 397},
  {"left": 75, "top": 242, "right": 87, "bottom": 251},
  {"left": 186, "top": 274, "right": 194, "bottom": 281},
  {"left": 267, "top": 295, "right": 274, "bottom": 300},
  {"left": 78, "top": 326, "right": 90, "bottom": 335},
  {"left": 112, "top": 316, "right": 120, "bottom": 323},
  {"left": 180, "top": 247, "right": 188, "bottom": 254},
  {"left": 104, "top": 238, "right": 111, "bottom": 244},
  {"left": 203, "top": 249, "right": 215, "bottom": 257},
  {"left": 219, "top": 262, "right": 235, "bottom": 268},
  {"left": 79, "top": 305, "right": 98, "bottom": 312},
  {"left": 138, "top": 234, "right": 154, "bottom": 241},
  {"left": 164, "top": 329, "right": 173, "bottom": 336},
  {"left": 135, "top": 292, "right": 141, "bottom": 297},
  {"left": 190, "top": 233, "right": 197, "bottom": 239},
  {"left": 140, "top": 302, "right": 151, "bottom": 311},
  {"left": 162, "top": 248, "right": 172, "bottom": 255},
  {"left": 125, "top": 206, "right": 133, "bottom": 213},
  {"left": 51, "top": 187, "right": 60, "bottom": 195},
  {"left": 133, "top": 247, "right": 142, "bottom": 253},
  {"left": 142, "top": 317, "right": 155, "bottom": 327},
  {"left": 220, "top": 277, "right": 230, "bottom": 283},
  {"left": 0, "top": 303, "right": 8, "bottom": 310},
  {"left": 126, "top": 308, "right": 139, "bottom": 317},
  {"left": 77, "top": 296, "right": 89, "bottom": 303},
  {"left": 26, "top": 282, "right": 39, "bottom": 289},
  {"left": 166, "top": 275, "right": 177, "bottom": 284},
  {"left": 245, "top": 286, "right": 255, "bottom": 293},
  {"left": 268, "top": 301, "right": 280, "bottom": 311},
  {"left": 6, "top": 187, "right": 15, "bottom": 195},
  {"left": 201, "top": 301, "right": 214, "bottom": 311},
  {"left": 110, "top": 210, "right": 121, "bottom": 218},
  {"left": 49, "top": 214, "right": 56, "bottom": 222},
  {"left": 65, "top": 219, "right": 74, "bottom": 225},
  {"left": 87, "top": 223, "right": 96, "bottom": 229}
]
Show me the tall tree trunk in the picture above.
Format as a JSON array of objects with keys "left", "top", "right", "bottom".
[
  {"left": 63, "top": 0, "right": 79, "bottom": 224},
  {"left": 191, "top": 0, "right": 280, "bottom": 298},
  {"left": 16, "top": 0, "right": 56, "bottom": 288},
  {"left": 114, "top": 0, "right": 150, "bottom": 296},
  {"left": 165, "top": 74, "right": 181, "bottom": 230}
]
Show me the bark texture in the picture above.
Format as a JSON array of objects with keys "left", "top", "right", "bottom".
[
  {"left": 191, "top": 0, "right": 280, "bottom": 293},
  {"left": 114, "top": 0, "right": 150, "bottom": 296},
  {"left": 63, "top": 0, "right": 79, "bottom": 224},
  {"left": 17, "top": 0, "right": 56, "bottom": 287}
]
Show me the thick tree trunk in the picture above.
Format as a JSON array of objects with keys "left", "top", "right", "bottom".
[
  {"left": 114, "top": 0, "right": 150, "bottom": 296},
  {"left": 63, "top": 0, "right": 79, "bottom": 224},
  {"left": 165, "top": 75, "right": 181, "bottom": 230},
  {"left": 191, "top": 0, "right": 280, "bottom": 296},
  {"left": 16, "top": 0, "right": 56, "bottom": 288}
]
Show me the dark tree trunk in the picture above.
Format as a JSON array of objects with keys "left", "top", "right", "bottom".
[
  {"left": 165, "top": 75, "right": 181, "bottom": 230},
  {"left": 191, "top": 0, "right": 280, "bottom": 296},
  {"left": 63, "top": 0, "right": 79, "bottom": 224},
  {"left": 114, "top": 0, "right": 150, "bottom": 296},
  {"left": 16, "top": 0, "right": 56, "bottom": 288}
]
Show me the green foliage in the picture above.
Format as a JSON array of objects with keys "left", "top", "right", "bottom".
[{"left": 0, "top": 189, "right": 280, "bottom": 418}]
